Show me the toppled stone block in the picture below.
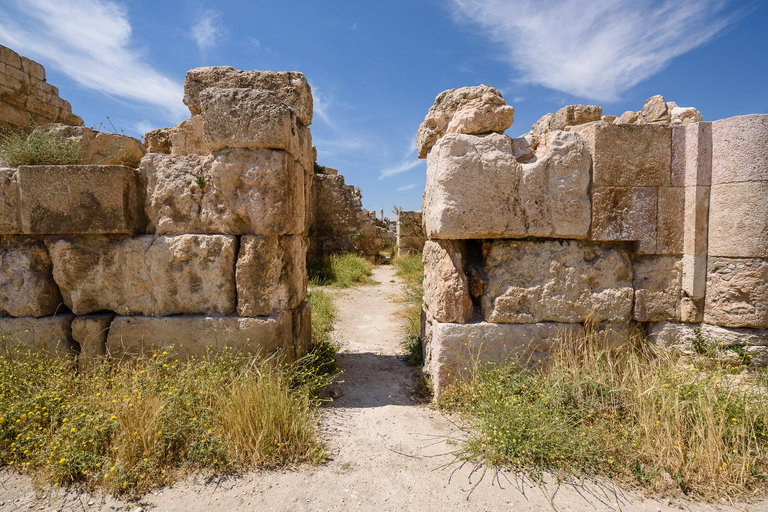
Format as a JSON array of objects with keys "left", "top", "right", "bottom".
[
  {"left": 656, "top": 187, "right": 684, "bottom": 255},
  {"left": 71, "top": 313, "right": 115, "bottom": 367},
  {"left": 424, "top": 133, "right": 525, "bottom": 239},
  {"left": 511, "top": 134, "right": 535, "bottom": 163},
  {"left": 417, "top": 85, "right": 514, "bottom": 158},
  {"left": 0, "top": 314, "right": 76, "bottom": 356},
  {"left": 0, "top": 237, "right": 62, "bottom": 317},
  {"left": 47, "top": 235, "right": 236, "bottom": 316},
  {"left": 144, "top": 115, "right": 209, "bottom": 157},
  {"left": 16, "top": 165, "right": 144, "bottom": 235},
  {"left": 482, "top": 240, "right": 633, "bottom": 324},
  {"left": 591, "top": 187, "right": 657, "bottom": 254},
  {"left": 106, "top": 311, "right": 293, "bottom": 360},
  {"left": 602, "top": 115, "right": 617, "bottom": 123},
  {"left": 639, "top": 95, "right": 669, "bottom": 124},
  {"left": 422, "top": 240, "right": 472, "bottom": 323},
  {"left": 143, "top": 149, "right": 304, "bottom": 235},
  {"left": 616, "top": 111, "right": 639, "bottom": 124},
  {"left": 47, "top": 124, "right": 146, "bottom": 166},
  {"left": 519, "top": 130, "right": 591, "bottom": 239},
  {"left": 711, "top": 114, "right": 768, "bottom": 185},
  {"left": 551, "top": 104, "right": 602, "bottom": 131},
  {"left": 236, "top": 235, "right": 306, "bottom": 317},
  {"left": 183, "top": 66, "right": 313, "bottom": 126},
  {"left": 0, "top": 168, "right": 20, "bottom": 234},
  {"left": 708, "top": 182, "right": 768, "bottom": 258},
  {"left": 705, "top": 257, "right": 768, "bottom": 329},
  {"left": 670, "top": 106, "right": 703, "bottom": 125},
  {"left": 632, "top": 256, "right": 682, "bottom": 322}
]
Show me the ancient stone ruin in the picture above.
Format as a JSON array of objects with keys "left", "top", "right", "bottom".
[
  {"left": 396, "top": 210, "right": 425, "bottom": 257},
  {"left": 418, "top": 85, "right": 768, "bottom": 395}
]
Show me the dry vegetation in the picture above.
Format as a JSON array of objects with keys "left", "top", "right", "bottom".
[
  {"left": 0, "top": 125, "right": 81, "bottom": 166},
  {"left": 394, "top": 254, "right": 424, "bottom": 366},
  {"left": 309, "top": 254, "right": 374, "bottom": 288}
]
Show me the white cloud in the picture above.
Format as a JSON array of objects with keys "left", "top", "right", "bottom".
[
  {"left": 450, "top": 0, "right": 739, "bottom": 101},
  {"left": 133, "top": 120, "right": 155, "bottom": 136},
  {"left": 192, "top": 9, "right": 226, "bottom": 52},
  {"left": 379, "top": 139, "right": 423, "bottom": 179},
  {"left": 310, "top": 81, "right": 334, "bottom": 127},
  {"left": 398, "top": 184, "right": 417, "bottom": 191},
  {"left": 0, "top": 0, "right": 186, "bottom": 119}
]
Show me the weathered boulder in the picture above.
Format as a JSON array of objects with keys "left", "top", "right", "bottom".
[
  {"left": 708, "top": 182, "right": 768, "bottom": 258},
  {"left": 422, "top": 240, "right": 472, "bottom": 323},
  {"left": 615, "top": 111, "right": 639, "bottom": 125},
  {"left": 711, "top": 114, "right": 768, "bottom": 185},
  {"left": 511, "top": 134, "right": 535, "bottom": 163},
  {"left": 71, "top": 313, "right": 114, "bottom": 367},
  {"left": 601, "top": 115, "right": 617, "bottom": 123},
  {"left": 47, "top": 124, "right": 145, "bottom": 166},
  {"left": 424, "top": 133, "right": 525, "bottom": 239},
  {"left": 236, "top": 235, "right": 306, "bottom": 317},
  {"left": 632, "top": 256, "right": 682, "bottom": 322},
  {"left": 482, "top": 240, "right": 633, "bottom": 324},
  {"left": 705, "top": 257, "right": 768, "bottom": 329},
  {"left": 47, "top": 235, "right": 236, "bottom": 316},
  {"left": 670, "top": 106, "right": 703, "bottom": 125},
  {"left": 144, "top": 115, "right": 209, "bottom": 157},
  {"left": 183, "top": 66, "right": 313, "bottom": 126},
  {"left": 417, "top": 85, "right": 514, "bottom": 158},
  {"left": 639, "top": 95, "right": 669, "bottom": 124},
  {"left": 0, "top": 168, "right": 19, "bottom": 234},
  {"left": 0, "top": 314, "right": 76, "bottom": 356},
  {"left": 551, "top": 104, "right": 602, "bottom": 131},
  {"left": 0, "top": 237, "right": 62, "bottom": 317},
  {"left": 591, "top": 187, "right": 657, "bottom": 254}
]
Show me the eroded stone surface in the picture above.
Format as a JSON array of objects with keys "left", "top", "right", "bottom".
[
  {"left": 648, "top": 322, "right": 768, "bottom": 366},
  {"left": 71, "top": 313, "right": 115, "bottom": 367},
  {"left": 708, "top": 182, "right": 768, "bottom": 258},
  {"left": 422, "top": 240, "right": 472, "bottom": 324},
  {"left": 0, "top": 237, "right": 62, "bottom": 317},
  {"left": 671, "top": 122, "right": 712, "bottom": 186},
  {"left": 0, "top": 314, "right": 76, "bottom": 356},
  {"left": 632, "top": 256, "right": 682, "bottom": 322},
  {"left": 591, "top": 187, "right": 657, "bottom": 254},
  {"left": 0, "top": 168, "right": 19, "bottom": 234},
  {"left": 47, "top": 124, "right": 145, "bottom": 166},
  {"left": 396, "top": 210, "right": 425, "bottom": 256},
  {"left": 145, "top": 115, "right": 210, "bottom": 157},
  {"left": 705, "top": 257, "right": 768, "bottom": 329},
  {"left": 711, "top": 114, "right": 768, "bottom": 185},
  {"left": 552, "top": 105, "right": 602, "bottom": 131},
  {"left": 657, "top": 187, "right": 684, "bottom": 255},
  {"left": 292, "top": 300, "right": 312, "bottom": 359}
]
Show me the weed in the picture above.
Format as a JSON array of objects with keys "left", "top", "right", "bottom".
[
  {"left": 305, "top": 289, "right": 341, "bottom": 376},
  {"left": 195, "top": 175, "right": 206, "bottom": 189},
  {"left": 394, "top": 254, "right": 424, "bottom": 366},
  {"left": 0, "top": 126, "right": 81, "bottom": 166},
  {"left": 308, "top": 254, "right": 373, "bottom": 288}
]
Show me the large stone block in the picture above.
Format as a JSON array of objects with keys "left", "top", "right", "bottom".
[
  {"left": 648, "top": 322, "right": 768, "bottom": 367},
  {"left": 422, "top": 240, "right": 472, "bottom": 323},
  {"left": 551, "top": 104, "right": 602, "bottom": 131},
  {"left": 482, "top": 240, "right": 633, "bottom": 324},
  {"left": 0, "top": 314, "right": 76, "bottom": 356},
  {"left": 396, "top": 210, "right": 425, "bottom": 256},
  {"left": 671, "top": 122, "right": 711, "bottom": 186},
  {"left": 47, "top": 124, "right": 146, "bottom": 166},
  {"left": 183, "top": 66, "right": 313, "bottom": 126},
  {"left": 520, "top": 131, "right": 591, "bottom": 238},
  {"left": 427, "top": 321, "right": 585, "bottom": 395},
  {"left": 708, "top": 182, "right": 768, "bottom": 258},
  {"left": 47, "top": 235, "right": 236, "bottom": 316},
  {"left": 711, "top": 114, "right": 768, "bottom": 185},
  {"left": 656, "top": 187, "right": 684, "bottom": 255},
  {"left": 71, "top": 313, "right": 115, "bottom": 368},
  {"left": 16, "top": 165, "right": 144, "bottom": 235},
  {"left": 591, "top": 187, "right": 657, "bottom": 253},
  {"left": 236, "top": 235, "right": 306, "bottom": 317},
  {"left": 106, "top": 311, "right": 294, "bottom": 360},
  {"left": 705, "top": 257, "right": 768, "bottom": 329},
  {"left": 143, "top": 149, "right": 304, "bottom": 235},
  {"left": 683, "top": 186, "right": 709, "bottom": 256},
  {"left": 424, "top": 133, "right": 525, "bottom": 239},
  {"left": 144, "top": 116, "right": 209, "bottom": 157},
  {"left": 0, "top": 237, "right": 62, "bottom": 317},
  {"left": 292, "top": 300, "right": 312, "bottom": 359},
  {"left": 199, "top": 88, "right": 299, "bottom": 155},
  {"left": 0, "top": 168, "right": 19, "bottom": 234},
  {"left": 632, "top": 256, "right": 682, "bottom": 322},
  {"left": 576, "top": 123, "right": 671, "bottom": 186}
]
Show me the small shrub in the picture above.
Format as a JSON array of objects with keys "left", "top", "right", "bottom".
[
  {"left": 0, "top": 126, "right": 81, "bottom": 166},
  {"left": 308, "top": 254, "right": 373, "bottom": 288}
]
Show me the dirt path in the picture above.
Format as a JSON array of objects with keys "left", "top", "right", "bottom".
[{"left": 1, "top": 265, "right": 764, "bottom": 511}]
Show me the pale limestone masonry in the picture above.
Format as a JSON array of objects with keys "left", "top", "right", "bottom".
[
  {"left": 0, "top": 61, "right": 314, "bottom": 365},
  {"left": 418, "top": 87, "right": 768, "bottom": 395},
  {"left": 396, "top": 210, "right": 424, "bottom": 256}
]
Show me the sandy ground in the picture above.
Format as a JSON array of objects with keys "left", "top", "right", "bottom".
[{"left": 1, "top": 265, "right": 765, "bottom": 511}]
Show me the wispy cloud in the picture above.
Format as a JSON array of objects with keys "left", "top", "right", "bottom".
[
  {"left": 0, "top": 0, "right": 186, "bottom": 119},
  {"left": 379, "top": 139, "right": 424, "bottom": 179},
  {"left": 450, "top": 0, "right": 740, "bottom": 101},
  {"left": 310, "top": 81, "right": 334, "bottom": 127},
  {"left": 191, "top": 9, "right": 226, "bottom": 52},
  {"left": 398, "top": 184, "right": 417, "bottom": 191}
]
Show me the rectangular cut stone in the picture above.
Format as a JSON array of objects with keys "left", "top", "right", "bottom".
[
  {"left": 705, "top": 257, "right": 768, "bottom": 329},
  {"left": 106, "top": 312, "right": 294, "bottom": 360},
  {"left": 632, "top": 256, "right": 682, "bottom": 322},
  {"left": 143, "top": 149, "right": 304, "bottom": 235},
  {"left": 0, "top": 168, "right": 20, "bottom": 234},
  {"left": 71, "top": 313, "right": 115, "bottom": 368},
  {"left": 47, "top": 235, "right": 236, "bottom": 316},
  {"left": 657, "top": 187, "right": 684, "bottom": 254},
  {"left": 708, "top": 182, "right": 768, "bottom": 258},
  {"left": 648, "top": 322, "right": 768, "bottom": 367},
  {"left": 682, "top": 253, "right": 707, "bottom": 299},
  {"left": 396, "top": 210, "right": 425, "bottom": 256},
  {"left": 426, "top": 321, "right": 585, "bottom": 396},
  {"left": 0, "top": 237, "right": 62, "bottom": 317},
  {"left": 711, "top": 114, "right": 768, "bottom": 185},
  {"left": 423, "top": 240, "right": 472, "bottom": 323},
  {"left": 482, "top": 240, "right": 633, "bottom": 324},
  {"left": 424, "top": 133, "right": 526, "bottom": 239},
  {"left": 671, "top": 122, "right": 711, "bottom": 186},
  {"left": 0, "top": 314, "right": 76, "bottom": 356},
  {"left": 577, "top": 123, "right": 671, "bottom": 187},
  {"left": 683, "top": 186, "right": 709, "bottom": 256},
  {"left": 16, "top": 165, "right": 143, "bottom": 235},
  {"left": 591, "top": 187, "right": 657, "bottom": 254},
  {"left": 236, "top": 235, "right": 307, "bottom": 317}
]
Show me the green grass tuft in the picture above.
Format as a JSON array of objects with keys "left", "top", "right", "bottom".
[
  {"left": 394, "top": 254, "right": 424, "bottom": 366},
  {"left": 308, "top": 254, "right": 373, "bottom": 288},
  {"left": 0, "top": 126, "right": 81, "bottom": 166}
]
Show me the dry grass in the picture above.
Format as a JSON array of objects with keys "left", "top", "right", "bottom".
[
  {"left": 0, "top": 126, "right": 81, "bottom": 166},
  {"left": 394, "top": 254, "right": 424, "bottom": 366},
  {"left": 309, "top": 254, "right": 374, "bottom": 288}
]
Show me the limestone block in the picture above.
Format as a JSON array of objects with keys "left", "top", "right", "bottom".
[
  {"left": 47, "top": 125, "right": 146, "bottom": 166},
  {"left": 144, "top": 128, "right": 171, "bottom": 154},
  {"left": 682, "top": 253, "right": 707, "bottom": 299},
  {"left": 236, "top": 235, "right": 307, "bottom": 317},
  {"left": 670, "top": 107, "right": 703, "bottom": 125},
  {"left": 648, "top": 322, "right": 768, "bottom": 366},
  {"left": 602, "top": 115, "right": 617, "bottom": 123},
  {"left": 708, "top": 182, "right": 768, "bottom": 258},
  {"left": 576, "top": 123, "right": 671, "bottom": 187},
  {"left": 71, "top": 313, "right": 115, "bottom": 367},
  {"left": 143, "top": 149, "right": 304, "bottom": 235},
  {"left": 591, "top": 187, "right": 657, "bottom": 254},
  {"left": 423, "top": 133, "right": 525, "bottom": 239},
  {"left": 297, "top": 124, "right": 313, "bottom": 175},
  {"left": 672, "top": 122, "right": 712, "bottom": 186},
  {"left": 705, "top": 257, "right": 768, "bottom": 329},
  {"left": 0, "top": 168, "right": 20, "bottom": 234},
  {"left": 0, "top": 237, "right": 62, "bottom": 317},
  {"left": 683, "top": 186, "right": 709, "bottom": 256},
  {"left": 417, "top": 85, "right": 514, "bottom": 158},
  {"left": 396, "top": 210, "right": 425, "bottom": 256},
  {"left": 616, "top": 111, "right": 639, "bottom": 124},
  {"left": 531, "top": 113, "right": 554, "bottom": 136},
  {"left": 0, "top": 314, "right": 76, "bottom": 356},
  {"left": 47, "top": 235, "right": 236, "bottom": 316},
  {"left": 292, "top": 300, "right": 312, "bottom": 359},
  {"left": 422, "top": 240, "right": 473, "bottom": 324},
  {"left": 680, "top": 297, "right": 704, "bottom": 324},
  {"left": 551, "top": 105, "right": 602, "bottom": 131},
  {"left": 16, "top": 165, "right": 144, "bottom": 235},
  {"left": 183, "top": 66, "right": 313, "bottom": 126},
  {"left": 511, "top": 134, "right": 534, "bottom": 163},
  {"left": 519, "top": 130, "right": 591, "bottom": 239},
  {"left": 656, "top": 187, "right": 684, "bottom": 255},
  {"left": 639, "top": 95, "right": 669, "bottom": 124},
  {"left": 106, "top": 311, "right": 293, "bottom": 360},
  {"left": 482, "top": 240, "right": 633, "bottom": 324},
  {"left": 632, "top": 256, "right": 682, "bottom": 322},
  {"left": 199, "top": 88, "right": 300, "bottom": 156},
  {"left": 711, "top": 114, "right": 768, "bottom": 185},
  {"left": 427, "top": 321, "right": 585, "bottom": 395}
]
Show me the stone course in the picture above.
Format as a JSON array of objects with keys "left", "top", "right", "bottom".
[{"left": 396, "top": 210, "right": 424, "bottom": 256}]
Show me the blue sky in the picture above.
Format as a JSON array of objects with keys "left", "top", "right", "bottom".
[{"left": 0, "top": 0, "right": 765, "bottom": 214}]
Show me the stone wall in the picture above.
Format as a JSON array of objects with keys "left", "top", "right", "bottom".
[
  {"left": 0, "top": 45, "right": 82, "bottom": 129},
  {"left": 418, "top": 85, "right": 768, "bottom": 395},
  {"left": 396, "top": 210, "right": 424, "bottom": 256},
  {"left": 0, "top": 65, "right": 313, "bottom": 367}
]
